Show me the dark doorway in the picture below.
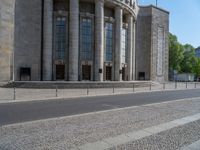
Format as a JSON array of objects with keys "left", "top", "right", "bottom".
[
  {"left": 56, "top": 65, "right": 65, "bottom": 80},
  {"left": 139, "top": 72, "right": 145, "bottom": 80},
  {"left": 106, "top": 66, "right": 112, "bottom": 81},
  {"left": 122, "top": 67, "right": 127, "bottom": 81},
  {"left": 82, "top": 65, "right": 91, "bottom": 80}
]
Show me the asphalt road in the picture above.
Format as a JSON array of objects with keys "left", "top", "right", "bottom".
[{"left": 1, "top": 89, "right": 200, "bottom": 126}]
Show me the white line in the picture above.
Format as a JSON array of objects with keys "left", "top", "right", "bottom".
[
  {"left": 1, "top": 96, "right": 200, "bottom": 128},
  {"left": 77, "top": 113, "right": 200, "bottom": 150}
]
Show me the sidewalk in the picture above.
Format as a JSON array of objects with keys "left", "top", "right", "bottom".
[
  {"left": 1, "top": 97, "right": 200, "bottom": 150},
  {"left": 0, "top": 82, "right": 199, "bottom": 103}
]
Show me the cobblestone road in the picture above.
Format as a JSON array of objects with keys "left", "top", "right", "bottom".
[{"left": 1, "top": 97, "right": 200, "bottom": 150}]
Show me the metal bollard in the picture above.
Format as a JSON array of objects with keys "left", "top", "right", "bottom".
[
  {"left": 186, "top": 82, "right": 188, "bottom": 89},
  {"left": 13, "top": 87, "right": 16, "bottom": 100},
  {"left": 87, "top": 87, "right": 89, "bottom": 95},
  {"left": 133, "top": 84, "right": 135, "bottom": 93},
  {"left": 175, "top": 82, "right": 177, "bottom": 89},
  {"left": 150, "top": 83, "right": 152, "bottom": 91},
  {"left": 195, "top": 82, "right": 197, "bottom": 89},
  {"left": 56, "top": 86, "right": 58, "bottom": 97},
  {"left": 163, "top": 83, "right": 165, "bottom": 90}
]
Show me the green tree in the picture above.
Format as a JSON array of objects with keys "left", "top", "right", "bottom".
[
  {"left": 180, "top": 44, "right": 195, "bottom": 73},
  {"left": 169, "top": 33, "right": 184, "bottom": 72},
  {"left": 193, "top": 58, "right": 200, "bottom": 77}
]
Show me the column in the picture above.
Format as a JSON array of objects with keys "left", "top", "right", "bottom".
[
  {"left": 95, "top": 0, "right": 104, "bottom": 81},
  {"left": 43, "top": 0, "right": 53, "bottom": 81},
  {"left": 114, "top": 6, "right": 123, "bottom": 81},
  {"left": 69, "top": 0, "right": 79, "bottom": 81},
  {"left": 127, "top": 15, "right": 133, "bottom": 81},
  {"left": 132, "top": 20, "right": 136, "bottom": 80}
]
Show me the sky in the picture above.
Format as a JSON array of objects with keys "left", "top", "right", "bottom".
[{"left": 138, "top": 0, "right": 200, "bottom": 48}]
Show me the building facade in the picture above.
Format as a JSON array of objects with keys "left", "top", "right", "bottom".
[{"left": 0, "top": 0, "right": 169, "bottom": 82}]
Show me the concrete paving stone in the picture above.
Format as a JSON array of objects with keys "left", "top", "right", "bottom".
[
  {"left": 103, "top": 134, "right": 130, "bottom": 146},
  {"left": 126, "top": 130, "right": 151, "bottom": 140},
  {"left": 78, "top": 141, "right": 111, "bottom": 150}
]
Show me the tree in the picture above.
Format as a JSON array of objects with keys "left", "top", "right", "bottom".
[
  {"left": 193, "top": 57, "right": 200, "bottom": 78},
  {"left": 180, "top": 44, "right": 195, "bottom": 73},
  {"left": 169, "top": 33, "right": 184, "bottom": 72}
]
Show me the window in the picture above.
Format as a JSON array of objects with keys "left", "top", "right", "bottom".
[
  {"left": 55, "top": 17, "right": 66, "bottom": 59},
  {"left": 81, "top": 18, "right": 93, "bottom": 60},
  {"left": 105, "top": 22, "right": 113, "bottom": 62},
  {"left": 121, "top": 27, "right": 128, "bottom": 64}
]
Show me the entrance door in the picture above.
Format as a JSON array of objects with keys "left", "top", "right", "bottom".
[
  {"left": 82, "top": 65, "right": 91, "bottom": 80},
  {"left": 56, "top": 65, "right": 65, "bottom": 80},
  {"left": 122, "top": 67, "right": 127, "bottom": 81},
  {"left": 106, "top": 66, "right": 112, "bottom": 81}
]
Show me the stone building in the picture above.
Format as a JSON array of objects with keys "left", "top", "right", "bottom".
[{"left": 0, "top": 0, "right": 169, "bottom": 82}]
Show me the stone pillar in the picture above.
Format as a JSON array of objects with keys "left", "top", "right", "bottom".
[
  {"left": 132, "top": 20, "right": 136, "bottom": 80},
  {"left": 43, "top": 0, "right": 53, "bottom": 81},
  {"left": 127, "top": 15, "right": 133, "bottom": 81},
  {"left": 114, "top": 6, "right": 123, "bottom": 81},
  {"left": 95, "top": 0, "right": 104, "bottom": 81},
  {"left": 69, "top": 0, "right": 79, "bottom": 81}
]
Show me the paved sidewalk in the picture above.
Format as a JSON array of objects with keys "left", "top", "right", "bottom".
[
  {"left": 0, "top": 82, "right": 199, "bottom": 103},
  {"left": 1, "top": 97, "right": 200, "bottom": 150}
]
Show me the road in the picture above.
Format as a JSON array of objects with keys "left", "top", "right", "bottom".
[{"left": 0, "top": 89, "right": 200, "bottom": 126}]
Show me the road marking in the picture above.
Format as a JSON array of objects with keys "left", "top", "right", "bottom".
[
  {"left": 77, "top": 113, "right": 200, "bottom": 150},
  {"left": 1, "top": 96, "right": 200, "bottom": 128}
]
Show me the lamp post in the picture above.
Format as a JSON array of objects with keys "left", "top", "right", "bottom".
[{"left": 156, "top": 0, "right": 158, "bottom": 6}]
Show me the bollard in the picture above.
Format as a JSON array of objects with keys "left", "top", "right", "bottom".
[
  {"left": 87, "top": 87, "right": 89, "bottom": 95},
  {"left": 13, "top": 87, "right": 16, "bottom": 100},
  {"left": 163, "top": 83, "right": 166, "bottom": 90},
  {"left": 195, "top": 82, "right": 197, "bottom": 89},
  {"left": 186, "top": 82, "right": 188, "bottom": 89},
  {"left": 150, "top": 83, "right": 152, "bottom": 91},
  {"left": 56, "top": 86, "right": 58, "bottom": 97},
  {"left": 175, "top": 82, "right": 177, "bottom": 89},
  {"left": 133, "top": 84, "right": 135, "bottom": 93}
]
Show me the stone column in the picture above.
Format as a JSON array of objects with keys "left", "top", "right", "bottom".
[
  {"left": 132, "top": 20, "right": 136, "bottom": 80},
  {"left": 127, "top": 15, "right": 133, "bottom": 81},
  {"left": 69, "top": 0, "right": 79, "bottom": 81},
  {"left": 114, "top": 6, "right": 123, "bottom": 81},
  {"left": 43, "top": 0, "right": 53, "bottom": 81},
  {"left": 95, "top": 0, "right": 104, "bottom": 81}
]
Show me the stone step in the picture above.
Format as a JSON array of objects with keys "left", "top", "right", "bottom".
[{"left": 2, "top": 81, "right": 157, "bottom": 89}]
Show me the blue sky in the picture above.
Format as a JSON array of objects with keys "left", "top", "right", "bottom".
[{"left": 138, "top": 0, "right": 200, "bottom": 48}]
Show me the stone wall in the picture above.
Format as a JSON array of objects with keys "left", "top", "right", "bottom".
[
  {"left": 151, "top": 6, "right": 169, "bottom": 82},
  {"left": 14, "top": 0, "right": 42, "bottom": 81},
  {"left": 136, "top": 7, "right": 152, "bottom": 80},
  {"left": 0, "top": 0, "right": 15, "bottom": 81},
  {"left": 136, "top": 5, "right": 169, "bottom": 82}
]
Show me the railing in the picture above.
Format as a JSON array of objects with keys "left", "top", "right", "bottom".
[{"left": 0, "top": 82, "right": 199, "bottom": 101}]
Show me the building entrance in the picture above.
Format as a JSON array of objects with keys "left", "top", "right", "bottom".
[
  {"left": 56, "top": 65, "right": 65, "bottom": 80},
  {"left": 82, "top": 65, "right": 91, "bottom": 80},
  {"left": 122, "top": 67, "right": 127, "bottom": 81},
  {"left": 106, "top": 66, "right": 112, "bottom": 81}
]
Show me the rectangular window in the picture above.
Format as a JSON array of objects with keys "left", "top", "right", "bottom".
[
  {"left": 105, "top": 22, "right": 113, "bottom": 62},
  {"left": 81, "top": 18, "right": 92, "bottom": 60},
  {"left": 121, "top": 27, "right": 128, "bottom": 64},
  {"left": 55, "top": 17, "right": 66, "bottom": 59}
]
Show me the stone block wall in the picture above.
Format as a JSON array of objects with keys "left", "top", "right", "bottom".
[
  {"left": 136, "top": 5, "right": 169, "bottom": 82},
  {"left": 14, "top": 0, "right": 42, "bottom": 81},
  {"left": 0, "top": 0, "right": 15, "bottom": 81}
]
